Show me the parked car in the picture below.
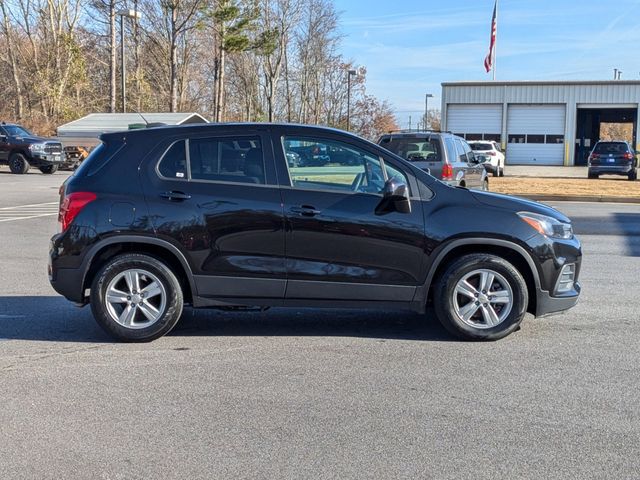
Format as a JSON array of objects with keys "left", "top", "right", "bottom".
[
  {"left": 62, "top": 145, "right": 90, "bottom": 171},
  {"left": 377, "top": 131, "right": 489, "bottom": 191},
  {"left": 0, "top": 122, "right": 64, "bottom": 174},
  {"left": 49, "top": 123, "right": 581, "bottom": 342},
  {"left": 588, "top": 141, "right": 638, "bottom": 180},
  {"left": 468, "top": 140, "right": 505, "bottom": 177}
]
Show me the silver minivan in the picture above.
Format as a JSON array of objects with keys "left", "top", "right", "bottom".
[{"left": 377, "top": 131, "right": 489, "bottom": 190}]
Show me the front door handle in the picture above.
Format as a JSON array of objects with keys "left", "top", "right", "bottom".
[
  {"left": 160, "top": 191, "right": 192, "bottom": 201},
  {"left": 289, "top": 205, "right": 322, "bottom": 217}
]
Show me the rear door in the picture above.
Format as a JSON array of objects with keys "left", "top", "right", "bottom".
[
  {"left": 0, "top": 126, "right": 9, "bottom": 161},
  {"left": 141, "top": 128, "right": 286, "bottom": 300},
  {"left": 273, "top": 128, "right": 426, "bottom": 303}
]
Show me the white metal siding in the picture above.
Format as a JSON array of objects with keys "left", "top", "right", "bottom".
[
  {"left": 447, "top": 104, "right": 502, "bottom": 135},
  {"left": 507, "top": 105, "right": 565, "bottom": 165}
]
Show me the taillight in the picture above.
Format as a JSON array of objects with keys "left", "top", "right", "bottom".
[
  {"left": 59, "top": 192, "right": 96, "bottom": 231},
  {"left": 623, "top": 152, "right": 633, "bottom": 160},
  {"left": 589, "top": 154, "right": 600, "bottom": 162},
  {"left": 442, "top": 163, "right": 453, "bottom": 180},
  {"left": 487, "top": 151, "right": 496, "bottom": 156}
]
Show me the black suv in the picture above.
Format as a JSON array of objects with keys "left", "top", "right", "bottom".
[
  {"left": 588, "top": 141, "right": 638, "bottom": 180},
  {"left": 0, "top": 123, "right": 64, "bottom": 174},
  {"left": 49, "top": 124, "right": 581, "bottom": 342},
  {"left": 377, "top": 131, "right": 489, "bottom": 190}
]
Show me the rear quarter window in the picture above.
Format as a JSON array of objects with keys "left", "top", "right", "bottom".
[{"left": 74, "top": 141, "right": 125, "bottom": 177}]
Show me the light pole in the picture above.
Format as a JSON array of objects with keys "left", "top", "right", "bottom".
[
  {"left": 424, "top": 93, "right": 434, "bottom": 130},
  {"left": 346, "top": 69, "right": 357, "bottom": 131},
  {"left": 117, "top": 9, "right": 142, "bottom": 113}
]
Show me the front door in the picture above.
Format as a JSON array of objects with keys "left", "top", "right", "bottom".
[
  {"left": 0, "top": 127, "right": 9, "bottom": 161},
  {"left": 141, "top": 130, "right": 286, "bottom": 300},
  {"left": 274, "top": 131, "right": 426, "bottom": 303}
]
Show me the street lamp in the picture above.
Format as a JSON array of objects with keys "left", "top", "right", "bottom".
[
  {"left": 424, "top": 93, "right": 434, "bottom": 130},
  {"left": 117, "top": 9, "right": 142, "bottom": 113},
  {"left": 346, "top": 69, "right": 357, "bottom": 131}
]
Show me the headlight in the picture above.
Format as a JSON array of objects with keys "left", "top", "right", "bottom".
[
  {"left": 518, "top": 212, "right": 573, "bottom": 239},
  {"left": 29, "top": 143, "right": 45, "bottom": 152}
]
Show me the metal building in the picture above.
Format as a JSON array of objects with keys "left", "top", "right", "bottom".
[
  {"left": 57, "top": 112, "right": 208, "bottom": 147},
  {"left": 441, "top": 81, "right": 640, "bottom": 166}
]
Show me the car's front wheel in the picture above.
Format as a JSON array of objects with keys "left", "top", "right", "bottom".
[
  {"left": 90, "top": 253, "right": 184, "bottom": 342},
  {"left": 39, "top": 165, "right": 58, "bottom": 174},
  {"left": 433, "top": 254, "right": 528, "bottom": 340}
]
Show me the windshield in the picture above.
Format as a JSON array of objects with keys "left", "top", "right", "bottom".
[
  {"left": 3, "top": 125, "right": 32, "bottom": 137},
  {"left": 379, "top": 137, "right": 443, "bottom": 162},
  {"left": 593, "top": 142, "right": 629, "bottom": 154},
  {"left": 470, "top": 143, "right": 493, "bottom": 151}
]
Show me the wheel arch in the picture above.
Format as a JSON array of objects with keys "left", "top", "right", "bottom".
[
  {"left": 419, "top": 238, "right": 541, "bottom": 315},
  {"left": 81, "top": 236, "right": 196, "bottom": 304}
]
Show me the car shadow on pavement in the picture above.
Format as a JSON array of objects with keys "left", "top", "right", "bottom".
[{"left": 0, "top": 296, "right": 455, "bottom": 343}]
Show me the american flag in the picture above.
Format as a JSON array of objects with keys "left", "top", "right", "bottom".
[{"left": 484, "top": 1, "right": 497, "bottom": 73}]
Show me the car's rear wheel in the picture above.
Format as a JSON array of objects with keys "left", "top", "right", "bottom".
[
  {"left": 499, "top": 163, "right": 505, "bottom": 177},
  {"left": 9, "top": 153, "right": 30, "bottom": 174},
  {"left": 628, "top": 169, "right": 637, "bottom": 181},
  {"left": 433, "top": 254, "right": 528, "bottom": 340},
  {"left": 39, "top": 165, "right": 58, "bottom": 174},
  {"left": 90, "top": 253, "right": 184, "bottom": 342},
  {"left": 588, "top": 171, "right": 599, "bottom": 179}
]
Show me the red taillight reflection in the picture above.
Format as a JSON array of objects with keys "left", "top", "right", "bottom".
[
  {"left": 442, "top": 163, "right": 453, "bottom": 180},
  {"left": 623, "top": 152, "right": 633, "bottom": 160},
  {"left": 59, "top": 192, "right": 96, "bottom": 231}
]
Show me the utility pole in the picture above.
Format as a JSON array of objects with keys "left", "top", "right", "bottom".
[
  {"left": 346, "top": 69, "right": 357, "bottom": 130},
  {"left": 425, "top": 93, "right": 434, "bottom": 130},
  {"left": 117, "top": 9, "right": 142, "bottom": 113}
]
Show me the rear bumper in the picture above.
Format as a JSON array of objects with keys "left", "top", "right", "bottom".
[
  {"left": 589, "top": 165, "right": 633, "bottom": 175},
  {"left": 49, "top": 237, "right": 86, "bottom": 303}
]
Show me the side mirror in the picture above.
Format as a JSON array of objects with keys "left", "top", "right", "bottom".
[{"left": 377, "top": 178, "right": 411, "bottom": 214}]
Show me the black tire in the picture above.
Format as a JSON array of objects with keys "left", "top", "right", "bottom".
[
  {"left": 433, "top": 254, "right": 528, "bottom": 341},
  {"left": 90, "top": 253, "right": 184, "bottom": 342},
  {"left": 628, "top": 169, "right": 637, "bottom": 181},
  {"left": 492, "top": 168, "right": 499, "bottom": 177},
  {"left": 8, "top": 153, "right": 30, "bottom": 174},
  {"left": 499, "top": 164, "right": 505, "bottom": 177},
  {"left": 588, "top": 171, "right": 599, "bottom": 179},
  {"left": 39, "top": 164, "right": 58, "bottom": 174}
]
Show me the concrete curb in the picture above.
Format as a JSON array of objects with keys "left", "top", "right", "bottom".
[{"left": 520, "top": 194, "right": 640, "bottom": 204}]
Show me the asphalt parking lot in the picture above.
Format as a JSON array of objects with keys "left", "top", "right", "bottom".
[{"left": 1, "top": 168, "right": 639, "bottom": 479}]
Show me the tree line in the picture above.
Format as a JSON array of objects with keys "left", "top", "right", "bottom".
[{"left": 0, "top": 0, "right": 398, "bottom": 138}]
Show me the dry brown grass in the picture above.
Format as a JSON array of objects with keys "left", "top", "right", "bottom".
[{"left": 491, "top": 177, "right": 640, "bottom": 199}]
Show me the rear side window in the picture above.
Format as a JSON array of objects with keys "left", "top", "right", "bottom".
[
  {"left": 156, "top": 136, "right": 265, "bottom": 185},
  {"left": 454, "top": 139, "right": 467, "bottom": 163},
  {"left": 74, "top": 140, "right": 125, "bottom": 177},
  {"left": 379, "top": 136, "right": 442, "bottom": 162},
  {"left": 444, "top": 138, "right": 457, "bottom": 163},
  {"left": 593, "top": 142, "right": 629, "bottom": 154}
]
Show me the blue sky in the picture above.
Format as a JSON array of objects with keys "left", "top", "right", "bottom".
[{"left": 336, "top": 0, "right": 640, "bottom": 128}]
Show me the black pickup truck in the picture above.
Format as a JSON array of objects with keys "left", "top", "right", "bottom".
[{"left": 0, "top": 122, "right": 64, "bottom": 174}]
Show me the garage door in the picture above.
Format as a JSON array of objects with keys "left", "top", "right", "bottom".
[
  {"left": 447, "top": 104, "right": 502, "bottom": 140},
  {"left": 507, "top": 105, "right": 566, "bottom": 165}
]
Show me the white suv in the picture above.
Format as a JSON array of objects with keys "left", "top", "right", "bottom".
[{"left": 469, "top": 141, "right": 505, "bottom": 177}]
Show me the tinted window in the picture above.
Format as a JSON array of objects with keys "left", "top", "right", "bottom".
[
  {"left": 189, "top": 137, "right": 264, "bottom": 184},
  {"left": 385, "top": 163, "right": 408, "bottom": 186},
  {"left": 470, "top": 143, "right": 493, "bottom": 151},
  {"left": 594, "top": 142, "right": 629, "bottom": 154},
  {"left": 158, "top": 141, "right": 188, "bottom": 179},
  {"left": 379, "top": 136, "right": 442, "bottom": 162},
  {"left": 283, "top": 137, "right": 385, "bottom": 194},
  {"left": 75, "top": 140, "right": 125, "bottom": 177},
  {"left": 527, "top": 135, "right": 545, "bottom": 144},
  {"left": 2, "top": 125, "right": 32, "bottom": 136}
]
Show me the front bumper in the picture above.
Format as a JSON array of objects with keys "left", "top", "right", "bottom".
[
  {"left": 33, "top": 152, "right": 64, "bottom": 165},
  {"left": 535, "top": 282, "right": 581, "bottom": 317}
]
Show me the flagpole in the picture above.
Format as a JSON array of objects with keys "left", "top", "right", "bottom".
[{"left": 493, "top": 0, "right": 498, "bottom": 81}]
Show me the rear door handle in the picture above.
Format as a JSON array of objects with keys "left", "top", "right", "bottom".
[
  {"left": 289, "top": 205, "right": 322, "bottom": 217},
  {"left": 160, "top": 191, "right": 191, "bottom": 201}
]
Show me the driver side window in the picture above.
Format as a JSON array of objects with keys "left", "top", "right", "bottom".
[{"left": 282, "top": 137, "right": 385, "bottom": 194}]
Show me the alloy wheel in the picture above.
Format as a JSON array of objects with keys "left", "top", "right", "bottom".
[
  {"left": 104, "top": 268, "right": 167, "bottom": 329},
  {"left": 452, "top": 269, "right": 513, "bottom": 329}
]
